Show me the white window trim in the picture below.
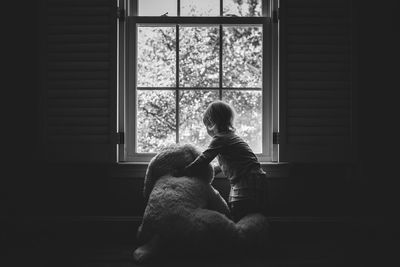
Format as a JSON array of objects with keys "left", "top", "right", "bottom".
[{"left": 117, "top": 0, "right": 279, "bottom": 163}]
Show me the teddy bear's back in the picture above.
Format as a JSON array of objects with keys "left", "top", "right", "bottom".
[
  {"left": 141, "top": 175, "right": 240, "bottom": 246},
  {"left": 141, "top": 175, "right": 214, "bottom": 237},
  {"left": 146, "top": 175, "right": 209, "bottom": 212}
]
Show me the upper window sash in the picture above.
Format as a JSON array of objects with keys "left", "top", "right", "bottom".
[{"left": 127, "top": 16, "right": 271, "bottom": 24}]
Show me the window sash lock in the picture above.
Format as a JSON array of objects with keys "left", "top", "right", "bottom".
[
  {"left": 116, "top": 132, "right": 125, "bottom": 145},
  {"left": 117, "top": 7, "right": 125, "bottom": 21},
  {"left": 273, "top": 132, "right": 280, "bottom": 144},
  {"left": 273, "top": 8, "right": 279, "bottom": 23}
]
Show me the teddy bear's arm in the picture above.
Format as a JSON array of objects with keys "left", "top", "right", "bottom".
[{"left": 207, "top": 186, "right": 232, "bottom": 219}]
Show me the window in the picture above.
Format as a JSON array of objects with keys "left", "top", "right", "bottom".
[
  {"left": 41, "top": 0, "right": 354, "bottom": 164},
  {"left": 118, "top": 0, "right": 279, "bottom": 162}
]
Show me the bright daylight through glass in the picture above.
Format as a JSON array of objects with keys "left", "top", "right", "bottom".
[{"left": 136, "top": 0, "right": 263, "bottom": 153}]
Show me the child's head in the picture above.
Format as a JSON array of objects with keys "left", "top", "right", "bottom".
[{"left": 202, "top": 100, "right": 236, "bottom": 135}]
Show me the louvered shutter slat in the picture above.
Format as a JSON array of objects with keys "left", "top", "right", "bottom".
[
  {"left": 42, "top": 0, "right": 117, "bottom": 162},
  {"left": 279, "top": 0, "right": 356, "bottom": 162}
]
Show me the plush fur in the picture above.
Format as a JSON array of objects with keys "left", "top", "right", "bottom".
[{"left": 133, "top": 144, "right": 269, "bottom": 263}]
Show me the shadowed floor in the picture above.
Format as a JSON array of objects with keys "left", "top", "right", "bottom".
[
  {"left": 5, "top": 234, "right": 384, "bottom": 267},
  {"left": 4, "top": 218, "right": 398, "bottom": 267},
  {"left": 6, "top": 242, "right": 344, "bottom": 267}
]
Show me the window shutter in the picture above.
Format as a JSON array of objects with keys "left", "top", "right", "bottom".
[
  {"left": 41, "top": 0, "right": 117, "bottom": 162},
  {"left": 279, "top": 0, "right": 356, "bottom": 162}
]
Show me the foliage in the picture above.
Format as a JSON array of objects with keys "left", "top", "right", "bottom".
[{"left": 137, "top": 0, "right": 263, "bottom": 153}]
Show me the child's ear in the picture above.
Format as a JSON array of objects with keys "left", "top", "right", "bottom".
[{"left": 207, "top": 124, "right": 216, "bottom": 132}]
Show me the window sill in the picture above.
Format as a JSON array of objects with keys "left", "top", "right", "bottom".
[{"left": 109, "top": 161, "right": 291, "bottom": 179}]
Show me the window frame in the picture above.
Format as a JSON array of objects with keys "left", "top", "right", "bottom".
[{"left": 118, "top": 0, "right": 279, "bottom": 163}]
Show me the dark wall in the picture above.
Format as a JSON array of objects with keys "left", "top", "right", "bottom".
[
  {"left": 3, "top": 1, "right": 41, "bottom": 217},
  {"left": 356, "top": 0, "right": 399, "bottom": 219},
  {"left": 4, "top": 0, "right": 399, "bottom": 220}
]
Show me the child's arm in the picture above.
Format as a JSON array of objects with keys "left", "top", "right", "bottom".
[
  {"left": 173, "top": 155, "right": 210, "bottom": 178},
  {"left": 175, "top": 136, "right": 224, "bottom": 178}
]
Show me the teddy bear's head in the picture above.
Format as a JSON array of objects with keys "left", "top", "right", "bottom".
[{"left": 143, "top": 144, "right": 214, "bottom": 199}]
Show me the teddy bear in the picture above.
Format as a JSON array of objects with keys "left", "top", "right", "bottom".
[{"left": 133, "top": 144, "right": 269, "bottom": 263}]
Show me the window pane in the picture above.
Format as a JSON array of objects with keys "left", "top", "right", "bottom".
[
  {"left": 138, "top": 0, "right": 177, "bottom": 16},
  {"left": 223, "top": 0, "right": 261, "bottom": 17},
  {"left": 137, "top": 26, "right": 176, "bottom": 87},
  {"left": 222, "top": 90, "right": 262, "bottom": 153},
  {"left": 137, "top": 90, "right": 176, "bottom": 153},
  {"left": 223, "top": 26, "right": 262, "bottom": 88},
  {"left": 181, "top": 0, "right": 219, "bottom": 16},
  {"left": 180, "top": 26, "right": 219, "bottom": 87},
  {"left": 179, "top": 90, "right": 219, "bottom": 150}
]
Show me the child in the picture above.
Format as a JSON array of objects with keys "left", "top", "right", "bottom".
[{"left": 176, "top": 100, "right": 267, "bottom": 222}]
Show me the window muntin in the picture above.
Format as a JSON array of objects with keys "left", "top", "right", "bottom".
[{"left": 122, "top": 0, "right": 275, "bottom": 162}]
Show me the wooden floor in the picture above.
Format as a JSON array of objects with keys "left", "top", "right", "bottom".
[
  {"left": 6, "top": 243, "right": 341, "bottom": 267},
  {"left": 5, "top": 235, "right": 386, "bottom": 267},
  {"left": 4, "top": 220, "right": 398, "bottom": 267}
]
